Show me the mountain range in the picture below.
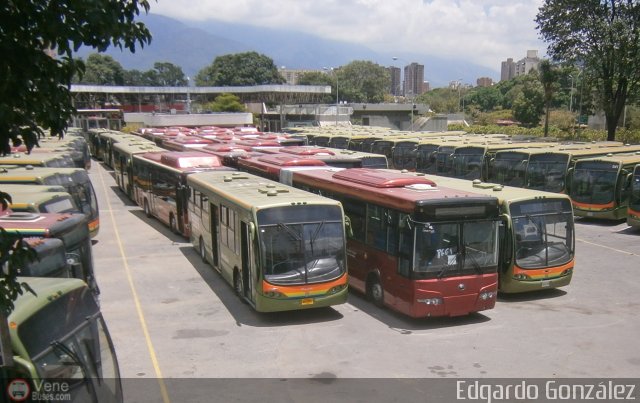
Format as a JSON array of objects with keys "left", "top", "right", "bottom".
[{"left": 74, "top": 13, "right": 500, "bottom": 88}]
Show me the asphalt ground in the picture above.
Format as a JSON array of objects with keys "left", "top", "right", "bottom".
[{"left": 88, "top": 161, "right": 640, "bottom": 403}]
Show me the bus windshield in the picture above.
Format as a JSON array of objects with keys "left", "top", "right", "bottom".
[
  {"left": 19, "top": 287, "right": 120, "bottom": 401},
  {"left": 571, "top": 162, "right": 619, "bottom": 205},
  {"left": 258, "top": 205, "right": 346, "bottom": 285},
  {"left": 526, "top": 154, "right": 568, "bottom": 192},
  {"left": 452, "top": 149, "right": 484, "bottom": 179},
  {"left": 511, "top": 199, "right": 574, "bottom": 269},
  {"left": 491, "top": 152, "right": 528, "bottom": 187},
  {"left": 413, "top": 220, "right": 499, "bottom": 278}
]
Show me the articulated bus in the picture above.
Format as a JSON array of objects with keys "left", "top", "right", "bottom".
[
  {"left": 0, "top": 210, "right": 98, "bottom": 295},
  {"left": 0, "top": 167, "right": 100, "bottom": 237},
  {"left": 628, "top": 164, "right": 640, "bottom": 229},
  {"left": 569, "top": 152, "right": 640, "bottom": 220},
  {"left": 132, "top": 151, "right": 234, "bottom": 236},
  {"left": 524, "top": 144, "right": 640, "bottom": 193},
  {"left": 187, "top": 171, "right": 348, "bottom": 312},
  {"left": 111, "top": 141, "right": 165, "bottom": 199},
  {"left": 290, "top": 168, "right": 501, "bottom": 318},
  {"left": 404, "top": 173, "right": 575, "bottom": 293},
  {"left": 3, "top": 277, "right": 121, "bottom": 402}
]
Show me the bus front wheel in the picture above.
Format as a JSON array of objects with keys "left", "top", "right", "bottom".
[
  {"left": 234, "top": 270, "right": 243, "bottom": 297},
  {"left": 143, "top": 199, "right": 151, "bottom": 218},
  {"left": 367, "top": 276, "right": 384, "bottom": 308},
  {"left": 169, "top": 214, "right": 178, "bottom": 234},
  {"left": 199, "top": 237, "right": 206, "bottom": 262}
]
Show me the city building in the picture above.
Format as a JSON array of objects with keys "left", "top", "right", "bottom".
[
  {"left": 501, "top": 58, "right": 516, "bottom": 81},
  {"left": 388, "top": 66, "right": 402, "bottom": 96},
  {"left": 404, "top": 62, "right": 425, "bottom": 98},
  {"left": 476, "top": 77, "right": 493, "bottom": 87},
  {"left": 501, "top": 50, "right": 540, "bottom": 81}
]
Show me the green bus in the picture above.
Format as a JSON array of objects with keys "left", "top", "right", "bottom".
[
  {"left": 7, "top": 191, "right": 79, "bottom": 215},
  {"left": 569, "top": 152, "right": 640, "bottom": 220},
  {"left": 111, "top": 141, "right": 165, "bottom": 199},
  {"left": 0, "top": 209, "right": 98, "bottom": 296},
  {"left": 187, "top": 171, "right": 348, "bottom": 312},
  {"left": 0, "top": 167, "right": 100, "bottom": 237},
  {"left": 0, "top": 152, "right": 75, "bottom": 168},
  {"left": 406, "top": 173, "right": 575, "bottom": 293},
  {"left": 2, "top": 277, "right": 122, "bottom": 402},
  {"left": 524, "top": 144, "right": 640, "bottom": 193},
  {"left": 628, "top": 164, "right": 640, "bottom": 229}
]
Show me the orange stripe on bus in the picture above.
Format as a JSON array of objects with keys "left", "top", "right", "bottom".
[
  {"left": 263, "top": 274, "right": 347, "bottom": 297},
  {"left": 572, "top": 200, "right": 615, "bottom": 210},
  {"left": 513, "top": 260, "right": 574, "bottom": 280}
]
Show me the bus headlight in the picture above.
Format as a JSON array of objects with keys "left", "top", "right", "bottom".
[
  {"left": 327, "top": 284, "right": 347, "bottom": 295},
  {"left": 417, "top": 297, "right": 443, "bottom": 305},
  {"left": 562, "top": 268, "right": 573, "bottom": 276},
  {"left": 265, "top": 290, "right": 285, "bottom": 298},
  {"left": 513, "top": 273, "right": 531, "bottom": 281},
  {"left": 479, "top": 291, "right": 496, "bottom": 301}
]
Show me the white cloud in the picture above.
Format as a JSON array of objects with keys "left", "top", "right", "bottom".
[{"left": 150, "top": 0, "right": 546, "bottom": 71}]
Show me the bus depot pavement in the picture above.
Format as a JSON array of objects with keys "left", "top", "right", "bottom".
[{"left": 88, "top": 161, "right": 640, "bottom": 402}]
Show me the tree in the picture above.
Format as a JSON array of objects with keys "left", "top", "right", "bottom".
[
  {"left": 416, "top": 88, "right": 459, "bottom": 113},
  {"left": 79, "top": 53, "right": 126, "bottom": 85},
  {"left": 195, "top": 52, "right": 285, "bottom": 86},
  {"left": 536, "top": 0, "right": 640, "bottom": 141},
  {"left": 205, "top": 93, "right": 246, "bottom": 112},
  {"left": 153, "top": 62, "right": 187, "bottom": 87},
  {"left": 336, "top": 61, "right": 389, "bottom": 103},
  {"left": 539, "top": 59, "right": 560, "bottom": 137},
  {"left": 297, "top": 71, "right": 334, "bottom": 104},
  {"left": 0, "top": 1, "right": 151, "bottom": 314},
  {"left": 512, "top": 73, "right": 545, "bottom": 127},
  {"left": 464, "top": 86, "right": 504, "bottom": 112}
]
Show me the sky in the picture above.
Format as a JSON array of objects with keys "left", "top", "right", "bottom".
[{"left": 149, "top": 0, "right": 548, "bottom": 72}]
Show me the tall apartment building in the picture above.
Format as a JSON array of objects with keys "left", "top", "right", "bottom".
[
  {"left": 515, "top": 50, "right": 540, "bottom": 76},
  {"left": 501, "top": 58, "right": 516, "bottom": 81},
  {"left": 388, "top": 66, "right": 402, "bottom": 96},
  {"left": 501, "top": 50, "right": 540, "bottom": 81},
  {"left": 404, "top": 62, "right": 425, "bottom": 98}
]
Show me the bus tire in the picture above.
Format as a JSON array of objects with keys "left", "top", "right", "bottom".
[
  {"left": 367, "top": 276, "right": 384, "bottom": 308},
  {"left": 143, "top": 199, "right": 151, "bottom": 218},
  {"left": 233, "top": 270, "right": 243, "bottom": 297},
  {"left": 199, "top": 237, "right": 206, "bottom": 262},
  {"left": 169, "top": 214, "right": 178, "bottom": 234}
]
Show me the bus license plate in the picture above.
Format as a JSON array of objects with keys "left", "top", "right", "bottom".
[
  {"left": 541, "top": 280, "right": 550, "bottom": 288},
  {"left": 587, "top": 212, "right": 594, "bottom": 217},
  {"left": 301, "top": 298, "right": 314, "bottom": 306}
]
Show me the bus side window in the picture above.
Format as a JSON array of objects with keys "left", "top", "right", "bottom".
[
  {"left": 397, "top": 214, "right": 413, "bottom": 277},
  {"left": 341, "top": 197, "right": 365, "bottom": 241}
]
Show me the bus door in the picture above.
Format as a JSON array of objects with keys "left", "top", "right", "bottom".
[
  {"left": 209, "top": 202, "right": 220, "bottom": 268},
  {"left": 240, "top": 221, "right": 254, "bottom": 302}
]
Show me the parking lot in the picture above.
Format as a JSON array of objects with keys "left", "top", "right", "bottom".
[{"left": 88, "top": 161, "right": 640, "bottom": 402}]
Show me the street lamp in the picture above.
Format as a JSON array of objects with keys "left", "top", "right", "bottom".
[
  {"left": 323, "top": 67, "right": 339, "bottom": 126},
  {"left": 186, "top": 76, "right": 191, "bottom": 114}
]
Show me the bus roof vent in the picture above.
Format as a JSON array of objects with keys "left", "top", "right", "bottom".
[
  {"left": 492, "top": 185, "right": 504, "bottom": 191},
  {"left": 405, "top": 183, "right": 437, "bottom": 191},
  {"left": 1, "top": 212, "right": 41, "bottom": 221},
  {"left": 333, "top": 168, "right": 436, "bottom": 188},
  {"left": 223, "top": 173, "right": 250, "bottom": 182},
  {"left": 258, "top": 185, "right": 289, "bottom": 196}
]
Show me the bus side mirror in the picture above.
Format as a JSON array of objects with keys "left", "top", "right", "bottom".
[
  {"left": 499, "top": 214, "right": 512, "bottom": 271},
  {"left": 566, "top": 167, "right": 575, "bottom": 193},
  {"left": 344, "top": 216, "right": 353, "bottom": 238},
  {"left": 248, "top": 222, "right": 256, "bottom": 241}
]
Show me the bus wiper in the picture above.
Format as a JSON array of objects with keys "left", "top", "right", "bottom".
[
  {"left": 277, "top": 223, "right": 301, "bottom": 241},
  {"left": 464, "top": 248, "right": 483, "bottom": 274}
]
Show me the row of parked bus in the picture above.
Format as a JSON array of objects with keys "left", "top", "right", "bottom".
[
  {"left": 0, "top": 130, "right": 122, "bottom": 402},
  {"left": 83, "top": 127, "right": 581, "bottom": 322},
  {"left": 291, "top": 127, "right": 640, "bottom": 224}
]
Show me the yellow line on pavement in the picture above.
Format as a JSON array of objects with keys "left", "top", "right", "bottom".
[{"left": 95, "top": 166, "right": 171, "bottom": 403}]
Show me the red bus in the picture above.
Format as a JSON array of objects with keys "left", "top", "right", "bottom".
[
  {"left": 290, "top": 168, "right": 501, "bottom": 318},
  {"left": 259, "top": 146, "right": 388, "bottom": 169},
  {"left": 131, "top": 151, "right": 234, "bottom": 236},
  {"left": 199, "top": 143, "right": 260, "bottom": 168},
  {"left": 162, "top": 135, "right": 214, "bottom": 151},
  {"left": 238, "top": 154, "right": 327, "bottom": 182}
]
